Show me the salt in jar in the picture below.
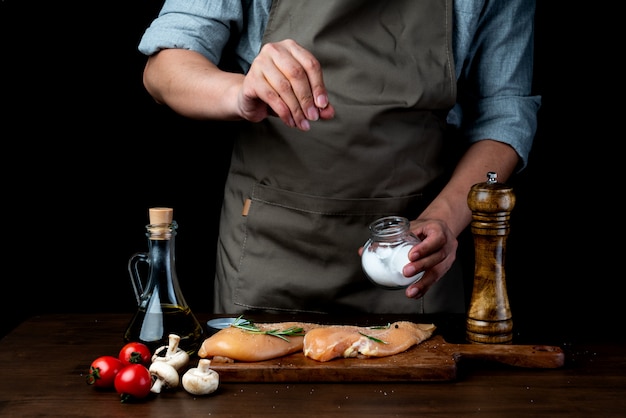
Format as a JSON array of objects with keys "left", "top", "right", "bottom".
[{"left": 361, "top": 216, "right": 425, "bottom": 289}]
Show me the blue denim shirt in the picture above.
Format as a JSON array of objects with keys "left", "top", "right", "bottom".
[{"left": 139, "top": 0, "right": 540, "bottom": 170}]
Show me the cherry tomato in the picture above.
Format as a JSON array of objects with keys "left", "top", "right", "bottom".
[
  {"left": 86, "top": 355, "right": 124, "bottom": 389},
  {"left": 119, "top": 342, "right": 151, "bottom": 366},
  {"left": 114, "top": 364, "right": 152, "bottom": 402}
]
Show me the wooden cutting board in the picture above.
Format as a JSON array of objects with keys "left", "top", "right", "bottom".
[{"left": 207, "top": 335, "right": 565, "bottom": 382}]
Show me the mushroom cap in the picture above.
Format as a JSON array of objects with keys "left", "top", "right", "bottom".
[
  {"left": 149, "top": 361, "right": 180, "bottom": 393},
  {"left": 152, "top": 345, "right": 190, "bottom": 370},
  {"left": 182, "top": 360, "right": 219, "bottom": 396}
]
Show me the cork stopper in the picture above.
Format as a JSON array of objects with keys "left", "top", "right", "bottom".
[
  {"left": 149, "top": 207, "right": 174, "bottom": 225},
  {"left": 147, "top": 208, "right": 175, "bottom": 240}
]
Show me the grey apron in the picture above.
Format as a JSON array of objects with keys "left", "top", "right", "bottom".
[{"left": 214, "top": 0, "right": 465, "bottom": 314}]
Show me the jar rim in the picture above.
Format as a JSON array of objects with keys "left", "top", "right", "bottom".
[{"left": 368, "top": 216, "right": 410, "bottom": 236}]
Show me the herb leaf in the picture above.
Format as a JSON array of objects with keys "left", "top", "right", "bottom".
[
  {"left": 358, "top": 331, "right": 389, "bottom": 344},
  {"left": 230, "top": 315, "right": 305, "bottom": 342}
]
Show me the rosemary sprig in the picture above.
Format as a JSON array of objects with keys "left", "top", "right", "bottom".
[
  {"left": 358, "top": 323, "right": 391, "bottom": 344},
  {"left": 358, "top": 331, "right": 389, "bottom": 344},
  {"left": 230, "top": 315, "right": 305, "bottom": 342}
]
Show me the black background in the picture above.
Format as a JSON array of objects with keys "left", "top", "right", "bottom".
[{"left": 0, "top": 2, "right": 617, "bottom": 342}]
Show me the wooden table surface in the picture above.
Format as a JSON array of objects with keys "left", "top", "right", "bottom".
[{"left": 0, "top": 313, "right": 624, "bottom": 417}]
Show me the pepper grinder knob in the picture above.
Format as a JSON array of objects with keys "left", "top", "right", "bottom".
[{"left": 466, "top": 172, "right": 515, "bottom": 344}]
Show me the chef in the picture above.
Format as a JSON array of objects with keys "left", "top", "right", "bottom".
[{"left": 137, "top": 0, "right": 540, "bottom": 315}]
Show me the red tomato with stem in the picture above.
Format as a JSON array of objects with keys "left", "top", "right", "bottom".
[
  {"left": 86, "top": 355, "right": 124, "bottom": 389},
  {"left": 119, "top": 342, "right": 151, "bottom": 366},
  {"left": 114, "top": 364, "right": 152, "bottom": 402}
]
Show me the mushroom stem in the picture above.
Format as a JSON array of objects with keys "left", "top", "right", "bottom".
[
  {"left": 152, "top": 334, "right": 190, "bottom": 371},
  {"left": 149, "top": 362, "right": 179, "bottom": 394}
]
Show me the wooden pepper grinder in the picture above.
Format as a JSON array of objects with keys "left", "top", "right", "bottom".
[{"left": 466, "top": 172, "right": 515, "bottom": 344}]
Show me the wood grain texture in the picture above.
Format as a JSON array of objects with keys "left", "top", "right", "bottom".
[
  {"left": 2, "top": 314, "right": 624, "bottom": 417},
  {"left": 466, "top": 175, "right": 516, "bottom": 343},
  {"left": 209, "top": 335, "right": 564, "bottom": 382}
]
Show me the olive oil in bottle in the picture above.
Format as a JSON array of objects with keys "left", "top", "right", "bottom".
[{"left": 124, "top": 208, "right": 204, "bottom": 355}]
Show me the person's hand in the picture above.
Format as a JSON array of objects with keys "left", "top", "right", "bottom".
[
  {"left": 403, "top": 218, "right": 458, "bottom": 300},
  {"left": 239, "top": 39, "right": 335, "bottom": 131}
]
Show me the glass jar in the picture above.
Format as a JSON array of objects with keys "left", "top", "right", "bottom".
[{"left": 361, "top": 216, "right": 424, "bottom": 289}]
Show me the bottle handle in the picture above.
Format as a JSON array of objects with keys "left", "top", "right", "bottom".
[{"left": 128, "top": 252, "right": 149, "bottom": 305}]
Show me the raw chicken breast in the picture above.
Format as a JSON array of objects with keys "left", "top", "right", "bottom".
[
  {"left": 303, "top": 321, "right": 436, "bottom": 362},
  {"left": 198, "top": 322, "right": 321, "bottom": 362}
]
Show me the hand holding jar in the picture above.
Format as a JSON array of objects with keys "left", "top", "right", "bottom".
[{"left": 361, "top": 216, "right": 425, "bottom": 289}]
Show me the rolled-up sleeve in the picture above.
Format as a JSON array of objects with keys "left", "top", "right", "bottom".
[
  {"left": 450, "top": 0, "right": 541, "bottom": 171},
  {"left": 138, "top": 0, "right": 245, "bottom": 65}
]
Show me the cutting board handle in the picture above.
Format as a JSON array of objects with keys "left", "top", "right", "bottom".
[{"left": 452, "top": 343, "right": 565, "bottom": 368}]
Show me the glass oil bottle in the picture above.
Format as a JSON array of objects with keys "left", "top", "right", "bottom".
[{"left": 123, "top": 207, "right": 204, "bottom": 355}]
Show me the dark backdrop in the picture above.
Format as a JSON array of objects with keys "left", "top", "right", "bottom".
[{"left": 1, "top": 2, "right": 617, "bottom": 342}]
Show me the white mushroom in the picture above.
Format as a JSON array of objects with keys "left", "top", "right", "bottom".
[
  {"left": 152, "top": 334, "right": 190, "bottom": 371},
  {"left": 149, "top": 361, "right": 179, "bottom": 393},
  {"left": 182, "top": 359, "right": 220, "bottom": 396}
]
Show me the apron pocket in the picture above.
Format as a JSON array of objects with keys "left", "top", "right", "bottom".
[{"left": 232, "top": 183, "right": 423, "bottom": 313}]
